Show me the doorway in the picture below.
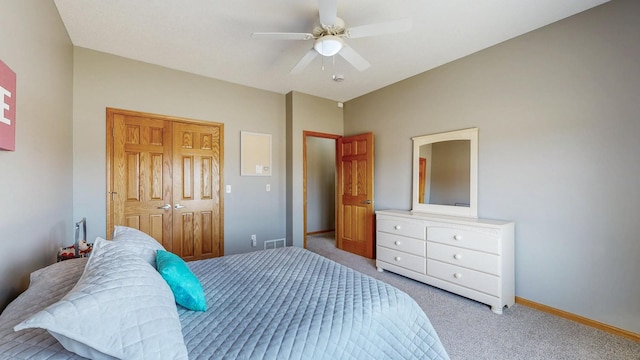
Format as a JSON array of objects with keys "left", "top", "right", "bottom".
[
  {"left": 303, "top": 131, "right": 375, "bottom": 259},
  {"left": 303, "top": 131, "right": 340, "bottom": 249}
]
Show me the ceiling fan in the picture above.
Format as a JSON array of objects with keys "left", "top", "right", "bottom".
[{"left": 251, "top": 0, "right": 411, "bottom": 74}]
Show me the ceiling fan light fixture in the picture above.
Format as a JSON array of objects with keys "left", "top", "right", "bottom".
[{"left": 314, "top": 35, "right": 344, "bottom": 56}]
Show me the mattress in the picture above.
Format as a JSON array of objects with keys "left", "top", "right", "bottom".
[{"left": 0, "top": 247, "right": 449, "bottom": 359}]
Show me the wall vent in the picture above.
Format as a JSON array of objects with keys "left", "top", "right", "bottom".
[{"left": 264, "top": 238, "right": 286, "bottom": 250}]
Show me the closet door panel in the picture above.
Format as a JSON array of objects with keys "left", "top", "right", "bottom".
[
  {"left": 172, "top": 122, "right": 223, "bottom": 260},
  {"left": 110, "top": 113, "right": 173, "bottom": 249}
]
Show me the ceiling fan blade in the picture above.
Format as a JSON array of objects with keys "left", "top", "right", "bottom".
[
  {"left": 251, "top": 32, "right": 314, "bottom": 41},
  {"left": 291, "top": 49, "right": 319, "bottom": 74},
  {"left": 338, "top": 44, "right": 370, "bottom": 71},
  {"left": 345, "top": 18, "right": 412, "bottom": 39},
  {"left": 318, "top": 0, "right": 337, "bottom": 27}
]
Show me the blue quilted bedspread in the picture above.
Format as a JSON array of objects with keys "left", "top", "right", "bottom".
[
  {"left": 180, "top": 247, "right": 449, "bottom": 359},
  {"left": 0, "top": 247, "right": 449, "bottom": 359}
]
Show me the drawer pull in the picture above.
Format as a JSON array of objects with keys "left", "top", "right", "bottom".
[
  {"left": 394, "top": 225, "right": 402, "bottom": 230},
  {"left": 453, "top": 234, "right": 463, "bottom": 241},
  {"left": 453, "top": 254, "right": 462, "bottom": 260},
  {"left": 394, "top": 256, "right": 401, "bottom": 262},
  {"left": 394, "top": 241, "right": 401, "bottom": 246},
  {"left": 453, "top": 273, "right": 462, "bottom": 279}
]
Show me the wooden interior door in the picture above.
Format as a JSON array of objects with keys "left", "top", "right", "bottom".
[
  {"left": 109, "top": 112, "right": 173, "bottom": 249},
  {"left": 172, "top": 122, "right": 223, "bottom": 261},
  {"left": 419, "top": 157, "right": 426, "bottom": 203},
  {"left": 336, "top": 132, "right": 375, "bottom": 258},
  {"left": 108, "top": 108, "right": 224, "bottom": 260}
]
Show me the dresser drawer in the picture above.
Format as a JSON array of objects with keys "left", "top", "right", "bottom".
[
  {"left": 427, "top": 260, "right": 500, "bottom": 296},
  {"left": 377, "top": 232, "right": 426, "bottom": 257},
  {"left": 427, "top": 227, "right": 500, "bottom": 254},
  {"left": 427, "top": 242, "right": 499, "bottom": 275},
  {"left": 377, "top": 217, "right": 425, "bottom": 240},
  {"left": 377, "top": 246, "right": 426, "bottom": 274}
]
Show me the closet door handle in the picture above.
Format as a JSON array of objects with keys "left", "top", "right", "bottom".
[
  {"left": 157, "top": 204, "right": 171, "bottom": 210},
  {"left": 174, "top": 204, "right": 185, "bottom": 209}
]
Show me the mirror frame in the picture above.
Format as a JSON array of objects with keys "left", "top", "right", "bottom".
[{"left": 411, "top": 127, "right": 478, "bottom": 218}]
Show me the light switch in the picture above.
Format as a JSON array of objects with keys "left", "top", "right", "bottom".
[
  {"left": 266, "top": 184, "right": 271, "bottom": 192},
  {"left": 225, "top": 185, "right": 231, "bottom": 193}
]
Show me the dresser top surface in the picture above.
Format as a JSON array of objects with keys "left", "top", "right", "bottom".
[{"left": 376, "top": 209, "right": 514, "bottom": 227}]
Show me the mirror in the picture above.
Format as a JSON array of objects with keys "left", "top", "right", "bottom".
[{"left": 412, "top": 128, "right": 478, "bottom": 218}]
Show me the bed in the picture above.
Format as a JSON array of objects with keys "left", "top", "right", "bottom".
[{"left": 0, "top": 227, "right": 449, "bottom": 359}]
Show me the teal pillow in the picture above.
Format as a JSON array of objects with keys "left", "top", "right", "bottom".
[{"left": 156, "top": 250, "right": 207, "bottom": 311}]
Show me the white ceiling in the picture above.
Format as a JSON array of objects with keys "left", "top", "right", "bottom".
[{"left": 54, "top": 0, "right": 608, "bottom": 102}]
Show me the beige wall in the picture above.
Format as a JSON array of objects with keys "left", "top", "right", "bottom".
[
  {"left": 73, "top": 48, "right": 286, "bottom": 255},
  {"left": 0, "top": 0, "right": 74, "bottom": 310},
  {"left": 345, "top": 0, "right": 640, "bottom": 334}
]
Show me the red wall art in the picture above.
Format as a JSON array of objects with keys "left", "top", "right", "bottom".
[{"left": 0, "top": 60, "right": 16, "bottom": 151}]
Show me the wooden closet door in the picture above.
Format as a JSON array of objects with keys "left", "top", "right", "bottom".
[
  {"left": 110, "top": 113, "right": 173, "bottom": 249},
  {"left": 172, "top": 122, "right": 223, "bottom": 261},
  {"left": 108, "top": 108, "right": 224, "bottom": 260}
]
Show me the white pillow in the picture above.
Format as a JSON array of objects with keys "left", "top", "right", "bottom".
[
  {"left": 14, "top": 237, "right": 188, "bottom": 360},
  {"left": 112, "top": 226, "right": 165, "bottom": 267}
]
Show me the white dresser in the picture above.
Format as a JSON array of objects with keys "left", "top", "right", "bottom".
[{"left": 376, "top": 210, "right": 515, "bottom": 314}]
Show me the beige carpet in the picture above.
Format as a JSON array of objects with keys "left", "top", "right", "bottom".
[{"left": 306, "top": 232, "right": 640, "bottom": 360}]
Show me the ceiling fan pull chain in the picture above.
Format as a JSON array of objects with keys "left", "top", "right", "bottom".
[{"left": 332, "top": 55, "right": 336, "bottom": 78}]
